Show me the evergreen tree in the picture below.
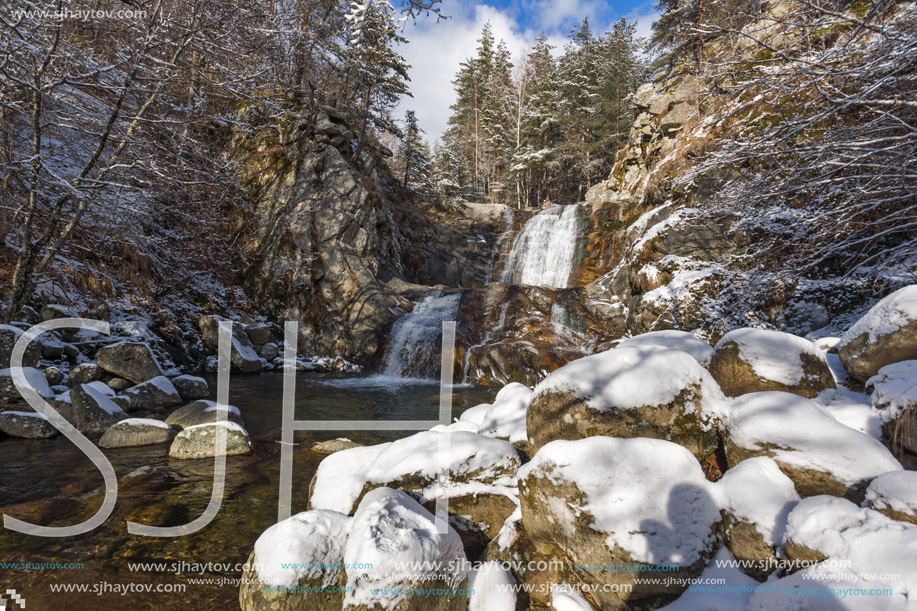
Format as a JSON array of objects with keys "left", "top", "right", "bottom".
[{"left": 400, "top": 110, "right": 433, "bottom": 193}]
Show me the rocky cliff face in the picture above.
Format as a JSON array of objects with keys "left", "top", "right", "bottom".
[{"left": 239, "top": 112, "right": 495, "bottom": 367}]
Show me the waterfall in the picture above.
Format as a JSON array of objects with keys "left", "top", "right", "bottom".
[
  {"left": 501, "top": 204, "right": 580, "bottom": 288},
  {"left": 484, "top": 209, "right": 515, "bottom": 285},
  {"left": 382, "top": 292, "right": 462, "bottom": 380}
]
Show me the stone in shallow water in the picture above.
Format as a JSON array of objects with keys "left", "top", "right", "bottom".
[
  {"left": 0, "top": 411, "right": 59, "bottom": 439},
  {"left": 311, "top": 438, "right": 363, "bottom": 455},
  {"left": 168, "top": 421, "right": 252, "bottom": 459},
  {"left": 165, "top": 400, "right": 242, "bottom": 429},
  {"left": 170, "top": 374, "right": 209, "bottom": 401},
  {"left": 120, "top": 376, "right": 182, "bottom": 411},
  {"left": 99, "top": 418, "right": 177, "bottom": 448}
]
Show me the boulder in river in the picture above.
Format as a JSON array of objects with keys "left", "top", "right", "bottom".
[
  {"left": 168, "top": 421, "right": 253, "bottom": 459},
  {"left": 99, "top": 418, "right": 178, "bottom": 448},
  {"left": 0, "top": 411, "right": 59, "bottom": 439},
  {"left": 120, "top": 376, "right": 182, "bottom": 411},
  {"left": 170, "top": 375, "right": 209, "bottom": 401},
  {"left": 165, "top": 400, "right": 243, "bottom": 429}
]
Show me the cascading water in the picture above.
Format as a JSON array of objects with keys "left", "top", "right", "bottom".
[
  {"left": 485, "top": 209, "right": 515, "bottom": 285},
  {"left": 501, "top": 204, "right": 580, "bottom": 288},
  {"left": 382, "top": 292, "right": 462, "bottom": 380}
]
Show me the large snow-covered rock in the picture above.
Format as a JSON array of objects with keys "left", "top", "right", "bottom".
[
  {"left": 199, "top": 316, "right": 262, "bottom": 373},
  {"left": 68, "top": 382, "right": 129, "bottom": 434},
  {"left": 725, "top": 392, "right": 901, "bottom": 497},
  {"left": 239, "top": 509, "right": 352, "bottom": 611},
  {"left": 0, "top": 367, "right": 54, "bottom": 409},
  {"left": 616, "top": 330, "right": 714, "bottom": 365},
  {"left": 838, "top": 285, "right": 917, "bottom": 382},
  {"left": 709, "top": 328, "right": 835, "bottom": 398},
  {"left": 309, "top": 430, "right": 519, "bottom": 516},
  {"left": 865, "top": 471, "right": 917, "bottom": 525},
  {"left": 713, "top": 457, "right": 800, "bottom": 580},
  {"left": 867, "top": 360, "right": 917, "bottom": 456},
  {"left": 750, "top": 496, "right": 917, "bottom": 610},
  {"left": 120, "top": 376, "right": 182, "bottom": 411},
  {"left": 164, "top": 400, "right": 242, "bottom": 429},
  {"left": 342, "top": 487, "right": 467, "bottom": 611},
  {"left": 526, "top": 345, "right": 726, "bottom": 459},
  {"left": 0, "top": 324, "right": 40, "bottom": 369},
  {"left": 168, "top": 421, "right": 252, "bottom": 459},
  {"left": 476, "top": 383, "right": 533, "bottom": 445},
  {"left": 69, "top": 362, "right": 104, "bottom": 385},
  {"left": 518, "top": 437, "right": 720, "bottom": 608},
  {"left": 96, "top": 341, "right": 164, "bottom": 384},
  {"left": 98, "top": 418, "right": 177, "bottom": 448},
  {"left": 0, "top": 411, "right": 59, "bottom": 439}
]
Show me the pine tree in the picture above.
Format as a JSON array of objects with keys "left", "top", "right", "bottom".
[
  {"left": 344, "top": 0, "right": 412, "bottom": 159},
  {"left": 400, "top": 110, "right": 433, "bottom": 193}
]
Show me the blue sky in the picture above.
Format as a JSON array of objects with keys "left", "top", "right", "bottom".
[{"left": 395, "top": 0, "right": 659, "bottom": 139}]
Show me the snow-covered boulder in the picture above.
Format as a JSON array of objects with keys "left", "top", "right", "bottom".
[
  {"left": 750, "top": 496, "right": 917, "bottom": 610},
  {"left": 709, "top": 328, "right": 835, "bottom": 398},
  {"left": 467, "top": 561, "right": 518, "bottom": 611},
  {"left": 867, "top": 360, "right": 917, "bottom": 456},
  {"left": 309, "top": 431, "right": 520, "bottom": 516},
  {"left": 164, "top": 399, "right": 242, "bottom": 429},
  {"left": 713, "top": 457, "right": 800, "bottom": 579},
  {"left": 168, "top": 421, "right": 252, "bottom": 459},
  {"left": 120, "top": 376, "right": 182, "bottom": 412},
  {"left": 865, "top": 471, "right": 917, "bottom": 525},
  {"left": 245, "top": 322, "right": 272, "bottom": 346},
  {"left": 725, "top": 392, "right": 902, "bottom": 497},
  {"left": 526, "top": 345, "right": 726, "bottom": 460},
  {"left": 617, "top": 330, "right": 714, "bottom": 365},
  {"left": 170, "top": 374, "right": 209, "bottom": 401},
  {"left": 0, "top": 367, "right": 54, "bottom": 408},
  {"left": 550, "top": 585, "right": 594, "bottom": 611},
  {"left": 96, "top": 341, "right": 164, "bottom": 384},
  {"left": 476, "top": 382, "right": 532, "bottom": 445},
  {"left": 239, "top": 510, "right": 352, "bottom": 611},
  {"left": 0, "top": 324, "right": 40, "bottom": 368},
  {"left": 518, "top": 437, "right": 720, "bottom": 608},
  {"left": 69, "top": 362, "right": 104, "bottom": 385},
  {"left": 838, "top": 285, "right": 917, "bottom": 382},
  {"left": 199, "top": 316, "right": 261, "bottom": 373},
  {"left": 68, "top": 382, "right": 128, "bottom": 434},
  {"left": 457, "top": 403, "right": 490, "bottom": 426},
  {"left": 0, "top": 411, "right": 59, "bottom": 439},
  {"left": 98, "top": 418, "right": 177, "bottom": 448},
  {"left": 342, "top": 487, "right": 467, "bottom": 611}
]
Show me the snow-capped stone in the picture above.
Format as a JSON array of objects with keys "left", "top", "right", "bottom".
[
  {"left": 526, "top": 345, "right": 726, "bottom": 460},
  {"left": 759, "top": 496, "right": 917, "bottom": 609},
  {"left": 457, "top": 403, "right": 490, "bottom": 426},
  {"left": 342, "top": 487, "right": 467, "bottom": 611},
  {"left": 120, "top": 375, "right": 182, "bottom": 411},
  {"left": 170, "top": 374, "right": 209, "bottom": 401},
  {"left": 550, "top": 584, "right": 594, "bottom": 611},
  {"left": 43, "top": 366, "right": 64, "bottom": 386},
  {"left": 865, "top": 471, "right": 917, "bottom": 525},
  {"left": 240, "top": 510, "right": 352, "bottom": 611},
  {"left": 617, "top": 330, "right": 714, "bottom": 365},
  {"left": 198, "top": 316, "right": 261, "bottom": 373},
  {"left": 168, "top": 421, "right": 252, "bottom": 459},
  {"left": 164, "top": 399, "right": 242, "bottom": 429},
  {"left": 867, "top": 360, "right": 917, "bottom": 419},
  {"left": 40, "top": 303, "right": 78, "bottom": 321},
  {"left": 0, "top": 411, "right": 59, "bottom": 439},
  {"left": 725, "top": 392, "right": 902, "bottom": 497},
  {"left": 838, "top": 285, "right": 917, "bottom": 382},
  {"left": 0, "top": 324, "right": 40, "bottom": 368},
  {"left": 709, "top": 328, "right": 835, "bottom": 398},
  {"left": 309, "top": 430, "right": 519, "bottom": 516},
  {"left": 713, "top": 457, "right": 800, "bottom": 579},
  {"left": 518, "top": 437, "right": 720, "bottom": 608},
  {"left": 477, "top": 382, "right": 533, "bottom": 445},
  {"left": 67, "top": 382, "right": 128, "bottom": 434},
  {"left": 245, "top": 322, "right": 272, "bottom": 346},
  {"left": 0, "top": 367, "right": 54, "bottom": 407},
  {"left": 468, "top": 561, "right": 517, "bottom": 611},
  {"left": 69, "top": 362, "right": 104, "bottom": 385},
  {"left": 259, "top": 342, "right": 279, "bottom": 361},
  {"left": 98, "top": 418, "right": 177, "bottom": 448},
  {"left": 96, "top": 341, "right": 164, "bottom": 384}
]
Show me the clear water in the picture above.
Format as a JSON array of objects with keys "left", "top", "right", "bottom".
[
  {"left": 0, "top": 373, "right": 496, "bottom": 610},
  {"left": 501, "top": 204, "right": 580, "bottom": 288}
]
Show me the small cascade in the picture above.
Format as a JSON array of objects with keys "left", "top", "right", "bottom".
[
  {"left": 484, "top": 209, "right": 515, "bottom": 285},
  {"left": 501, "top": 204, "right": 580, "bottom": 288},
  {"left": 382, "top": 292, "right": 462, "bottom": 380}
]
